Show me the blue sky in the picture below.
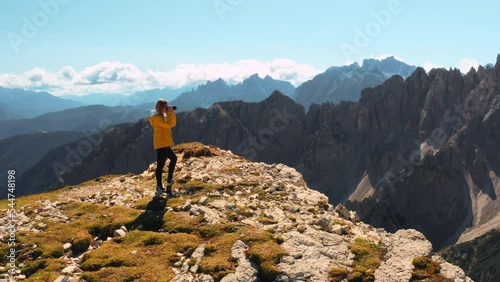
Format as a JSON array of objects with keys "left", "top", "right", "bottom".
[{"left": 0, "top": 0, "right": 499, "bottom": 95}]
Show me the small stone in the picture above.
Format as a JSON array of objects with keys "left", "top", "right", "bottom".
[
  {"left": 17, "top": 274, "right": 26, "bottom": 280},
  {"left": 335, "top": 204, "right": 351, "bottom": 219},
  {"left": 331, "top": 224, "right": 343, "bottom": 235},
  {"left": 297, "top": 225, "right": 307, "bottom": 233},
  {"left": 120, "top": 226, "right": 128, "bottom": 232},
  {"left": 281, "top": 256, "right": 295, "bottom": 265},
  {"left": 202, "top": 174, "right": 211, "bottom": 182},
  {"left": 182, "top": 202, "right": 192, "bottom": 211},
  {"left": 317, "top": 217, "right": 330, "bottom": 227},
  {"left": 113, "top": 229, "right": 126, "bottom": 237},
  {"left": 275, "top": 274, "right": 290, "bottom": 282},
  {"left": 198, "top": 196, "right": 209, "bottom": 205},
  {"left": 54, "top": 275, "right": 70, "bottom": 282},
  {"left": 136, "top": 224, "right": 144, "bottom": 230},
  {"left": 349, "top": 211, "right": 360, "bottom": 222},
  {"left": 185, "top": 186, "right": 195, "bottom": 194},
  {"left": 198, "top": 274, "right": 215, "bottom": 282},
  {"left": 63, "top": 243, "right": 72, "bottom": 251},
  {"left": 93, "top": 239, "right": 103, "bottom": 248},
  {"left": 62, "top": 265, "right": 82, "bottom": 274},
  {"left": 131, "top": 250, "right": 137, "bottom": 255}
]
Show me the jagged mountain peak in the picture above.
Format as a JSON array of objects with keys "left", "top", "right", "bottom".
[
  {"left": 296, "top": 61, "right": 389, "bottom": 110},
  {"left": 205, "top": 78, "right": 227, "bottom": 86},
  {"left": 247, "top": 73, "right": 261, "bottom": 80},
  {"left": 264, "top": 89, "right": 296, "bottom": 104},
  {"left": 361, "top": 56, "right": 417, "bottom": 78},
  {"left": 0, "top": 142, "right": 470, "bottom": 281},
  {"left": 170, "top": 74, "right": 296, "bottom": 112},
  {"left": 325, "top": 62, "right": 360, "bottom": 74}
]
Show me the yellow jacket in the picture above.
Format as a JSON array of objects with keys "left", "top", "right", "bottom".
[{"left": 148, "top": 111, "right": 176, "bottom": 149}]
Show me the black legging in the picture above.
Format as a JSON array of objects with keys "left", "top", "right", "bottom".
[{"left": 155, "top": 146, "right": 177, "bottom": 188}]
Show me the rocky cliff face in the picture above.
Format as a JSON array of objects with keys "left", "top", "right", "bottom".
[
  {"left": 0, "top": 143, "right": 471, "bottom": 281},
  {"left": 20, "top": 56, "right": 500, "bottom": 255},
  {"left": 440, "top": 230, "right": 500, "bottom": 282}
]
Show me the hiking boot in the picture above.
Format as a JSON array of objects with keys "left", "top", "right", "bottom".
[
  {"left": 154, "top": 187, "right": 165, "bottom": 198},
  {"left": 166, "top": 186, "right": 174, "bottom": 198}
]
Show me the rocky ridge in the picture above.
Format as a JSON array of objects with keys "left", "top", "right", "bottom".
[{"left": 1, "top": 143, "right": 470, "bottom": 281}]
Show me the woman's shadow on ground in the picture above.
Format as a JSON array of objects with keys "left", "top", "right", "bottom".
[{"left": 134, "top": 197, "right": 169, "bottom": 231}]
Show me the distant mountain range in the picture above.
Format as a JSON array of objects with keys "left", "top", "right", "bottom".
[
  {"left": 294, "top": 56, "right": 416, "bottom": 109},
  {"left": 169, "top": 74, "right": 296, "bottom": 112},
  {"left": 0, "top": 57, "right": 415, "bottom": 123},
  {"left": 61, "top": 87, "right": 190, "bottom": 106},
  {"left": 362, "top": 55, "right": 417, "bottom": 77},
  {"left": 0, "top": 87, "right": 84, "bottom": 120},
  {"left": 0, "top": 104, "right": 150, "bottom": 140}
]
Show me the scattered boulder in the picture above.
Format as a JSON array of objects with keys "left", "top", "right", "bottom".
[
  {"left": 61, "top": 265, "right": 82, "bottom": 275},
  {"left": 63, "top": 243, "right": 72, "bottom": 251},
  {"left": 113, "top": 229, "right": 126, "bottom": 237}
]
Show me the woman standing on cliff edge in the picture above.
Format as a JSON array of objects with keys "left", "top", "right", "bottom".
[{"left": 148, "top": 99, "right": 177, "bottom": 198}]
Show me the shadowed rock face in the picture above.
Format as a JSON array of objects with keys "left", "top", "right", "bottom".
[
  {"left": 20, "top": 56, "right": 500, "bottom": 251},
  {"left": 440, "top": 230, "right": 500, "bottom": 282}
]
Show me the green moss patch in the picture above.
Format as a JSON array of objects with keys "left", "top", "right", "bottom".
[
  {"left": 410, "top": 256, "right": 453, "bottom": 281},
  {"left": 20, "top": 259, "right": 66, "bottom": 280},
  {"left": 200, "top": 232, "right": 240, "bottom": 280},
  {"left": 81, "top": 231, "right": 200, "bottom": 281},
  {"left": 329, "top": 266, "right": 349, "bottom": 282},
  {"left": 241, "top": 228, "right": 287, "bottom": 282},
  {"left": 347, "top": 238, "right": 384, "bottom": 282}
]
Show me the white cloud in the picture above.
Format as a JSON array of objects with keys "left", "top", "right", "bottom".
[
  {"left": 459, "top": 58, "right": 479, "bottom": 74},
  {"left": 0, "top": 59, "right": 321, "bottom": 96},
  {"left": 423, "top": 62, "right": 444, "bottom": 72}
]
